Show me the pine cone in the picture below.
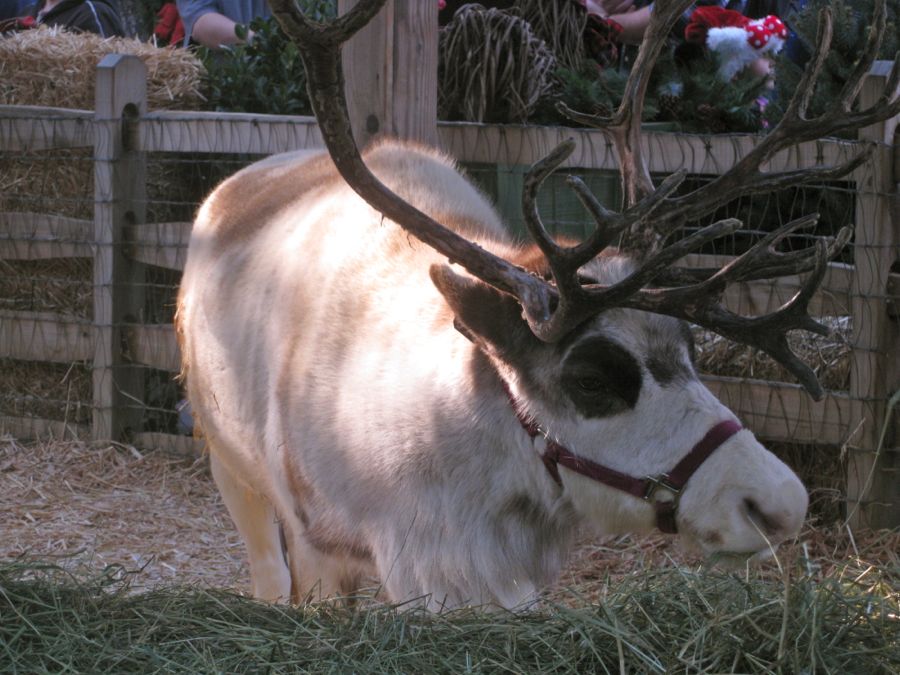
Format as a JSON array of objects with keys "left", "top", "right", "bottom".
[
  {"left": 658, "top": 93, "right": 682, "bottom": 119},
  {"left": 696, "top": 103, "right": 728, "bottom": 133}
]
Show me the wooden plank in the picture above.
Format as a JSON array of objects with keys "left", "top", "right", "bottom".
[
  {"left": 392, "top": 0, "right": 439, "bottom": 145},
  {"left": 0, "top": 105, "right": 93, "bottom": 151},
  {"left": 137, "top": 111, "right": 322, "bottom": 154},
  {"left": 131, "top": 431, "right": 204, "bottom": 456},
  {"left": 340, "top": 0, "right": 392, "bottom": 147},
  {"left": 845, "top": 63, "right": 899, "bottom": 529},
  {"left": 340, "top": 0, "right": 438, "bottom": 147},
  {"left": 92, "top": 54, "right": 148, "bottom": 442},
  {"left": 0, "top": 415, "right": 89, "bottom": 441},
  {"left": 701, "top": 375, "right": 855, "bottom": 447},
  {"left": 126, "top": 221, "right": 191, "bottom": 271},
  {"left": 437, "top": 123, "right": 866, "bottom": 177},
  {"left": 0, "top": 212, "right": 93, "bottom": 260},
  {"left": 127, "top": 323, "right": 180, "bottom": 373},
  {"left": 0, "top": 310, "right": 92, "bottom": 363}
]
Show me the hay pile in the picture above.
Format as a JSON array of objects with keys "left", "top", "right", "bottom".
[
  {"left": 0, "top": 28, "right": 208, "bottom": 431},
  {"left": 0, "top": 25, "right": 206, "bottom": 215},
  {"left": 0, "top": 26, "right": 204, "bottom": 110},
  {"left": 694, "top": 316, "right": 852, "bottom": 391},
  {"left": 0, "top": 437, "right": 897, "bottom": 672},
  {"left": 439, "top": 5, "right": 557, "bottom": 123},
  {"left": 0, "top": 360, "right": 91, "bottom": 427},
  {"left": 1, "top": 559, "right": 896, "bottom": 673}
]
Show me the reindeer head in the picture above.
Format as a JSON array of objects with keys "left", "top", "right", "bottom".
[
  {"left": 268, "top": 0, "right": 899, "bottom": 559},
  {"left": 427, "top": 249, "right": 805, "bottom": 557}
]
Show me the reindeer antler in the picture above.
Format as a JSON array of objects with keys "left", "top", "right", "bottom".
[
  {"left": 533, "top": 0, "right": 897, "bottom": 398},
  {"left": 271, "top": 0, "right": 899, "bottom": 401},
  {"left": 268, "top": 0, "right": 557, "bottom": 323}
]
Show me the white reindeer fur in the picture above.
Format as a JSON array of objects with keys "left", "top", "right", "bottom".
[{"left": 177, "top": 141, "right": 807, "bottom": 609}]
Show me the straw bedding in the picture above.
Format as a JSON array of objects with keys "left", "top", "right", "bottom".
[
  {"left": 0, "top": 436, "right": 897, "bottom": 672},
  {"left": 2, "top": 437, "right": 893, "bottom": 596},
  {"left": 0, "top": 437, "right": 246, "bottom": 593}
]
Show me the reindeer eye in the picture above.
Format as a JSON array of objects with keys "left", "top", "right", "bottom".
[{"left": 577, "top": 377, "right": 605, "bottom": 393}]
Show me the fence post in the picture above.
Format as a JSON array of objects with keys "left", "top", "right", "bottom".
[
  {"left": 846, "top": 62, "right": 900, "bottom": 529},
  {"left": 338, "top": 0, "right": 438, "bottom": 146},
  {"left": 92, "top": 54, "right": 147, "bottom": 441}
]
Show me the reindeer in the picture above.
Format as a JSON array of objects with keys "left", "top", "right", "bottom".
[{"left": 177, "top": 0, "right": 899, "bottom": 608}]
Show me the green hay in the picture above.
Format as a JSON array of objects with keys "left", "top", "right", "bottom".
[{"left": 1, "top": 559, "right": 896, "bottom": 673}]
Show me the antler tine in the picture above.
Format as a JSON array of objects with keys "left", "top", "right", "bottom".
[
  {"left": 565, "top": 169, "right": 687, "bottom": 260},
  {"left": 656, "top": 145, "right": 874, "bottom": 235},
  {"left": 729, "top": 223, "right": 853, "bottom": 282},
  {"left": 270, "top": 0, "right": 386, "bottom": 44},
  {"left": 787, "top": 6, "right": 834, "bottom": 122},
  {"left": 708, "top": 240, "right": 833, "bottom": 399},
  {"left": 522, "top": 140, "right": 580, "bottom": 260},
  {"left": 558, "top": 0, "right": 694, "bottom": 215},
  {"left": 587, "top": 218, "right": 744, "bottom": 303},
  {"left": 270, "top": 0, "right": 559, "bottom": 327},
  {"left": 521, "top": 144, "right": 689, "bottom": 324},
  {"left": 837, "top": 0, "right": 886, "bottom": 111},
  {"left": 610, "top": 238, "right": 835, "bottom": 399},
  {"left": 699, "top": 214, "right": 823, "bottom": 288},
  {"left": 522, "top": 141, "right": 641, "bottom": 296},
  {"left": 654, "top": 220, "right": 851, "bottom": 286},
  {"left": 527, "top": 217, "right": 744, "bottom": 342},
  {"left": 566, "top": 175, "right": 623, "bottom": 230}
]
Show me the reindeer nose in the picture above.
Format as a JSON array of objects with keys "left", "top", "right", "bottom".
[{"left": 741, "top": 478, "right": 807, "bottom": 542}]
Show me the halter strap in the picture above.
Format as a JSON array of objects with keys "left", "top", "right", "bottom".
[{"left": 508, "top": 388, "right": 741, "bottom": 534}]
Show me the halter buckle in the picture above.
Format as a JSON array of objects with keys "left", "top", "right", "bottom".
[{"left": 642, "top": 474, "right": 681, "bottom": 504}]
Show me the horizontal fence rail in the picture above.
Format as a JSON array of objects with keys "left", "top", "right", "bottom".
[{"left": 0, "top": 56, "right": 897, "bottom": 527}]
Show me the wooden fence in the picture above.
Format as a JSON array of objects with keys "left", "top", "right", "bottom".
[{"left": 1, "top": 54, "right": 898, "bottom": 527}]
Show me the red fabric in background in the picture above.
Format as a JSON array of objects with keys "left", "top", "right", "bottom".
[{"left": 154, "top": 2, "right": 184, "bottom": 46}]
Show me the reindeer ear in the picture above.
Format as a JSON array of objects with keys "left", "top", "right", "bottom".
[{"left": 429, "top": 264, "right": 539, "bottom": 359}]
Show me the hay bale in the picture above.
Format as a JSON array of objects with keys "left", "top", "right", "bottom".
[
  {"left": 694, "top": 316, "right": 852, "bottom": 392},
  {"left": 0, "top": 359, "right": 92, "bottom": 425},
  {"left": 0, "top": 25, "right": 207, "bottom": 217},
  {"left": 0, "top": 28, "right": 207, "bottom": 433},
  {"left": 439, "top": 4, "right": 556, "bottom": 123},
  {"left": 0, "top": 25, "right": 205, "bottom": 110}
]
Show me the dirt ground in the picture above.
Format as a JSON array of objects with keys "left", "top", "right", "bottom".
[{"left": 1, "top": 436, "right": 897, "bottom": 599}]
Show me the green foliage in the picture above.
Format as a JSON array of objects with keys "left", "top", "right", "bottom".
[
  {"left": 771, "top": 0, "right": 900, "bottom": 127},
  {"left": 657, "top": 51, "right": 768, "bottom": 133},
  {"left": 200, "top": 2, "right": 336, "bottom": 115},
  {"left": 549, "top": 64, "right": 634, "bottom": 119},
  {"left": 548, "top": 47, "right": 767, "bottom": 133}
]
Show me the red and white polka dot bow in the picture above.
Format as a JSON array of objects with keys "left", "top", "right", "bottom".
[
  {"left": 746, "top": 15, "right": 788, "bottom": 51},
  {"left": 686, "top": 7, "right": 788, "bottom": 81}
]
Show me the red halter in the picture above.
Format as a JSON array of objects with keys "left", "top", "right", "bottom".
[{"left": 508, "top": 391, "right": 742, "bottom": 534}]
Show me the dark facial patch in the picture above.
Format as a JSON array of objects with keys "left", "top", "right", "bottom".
[
  {"left": 561, "top": 336, "right": 642, "bottom": 418},
  {"left": 644, "top": 320, "right": 696, "bottom": 386}
]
